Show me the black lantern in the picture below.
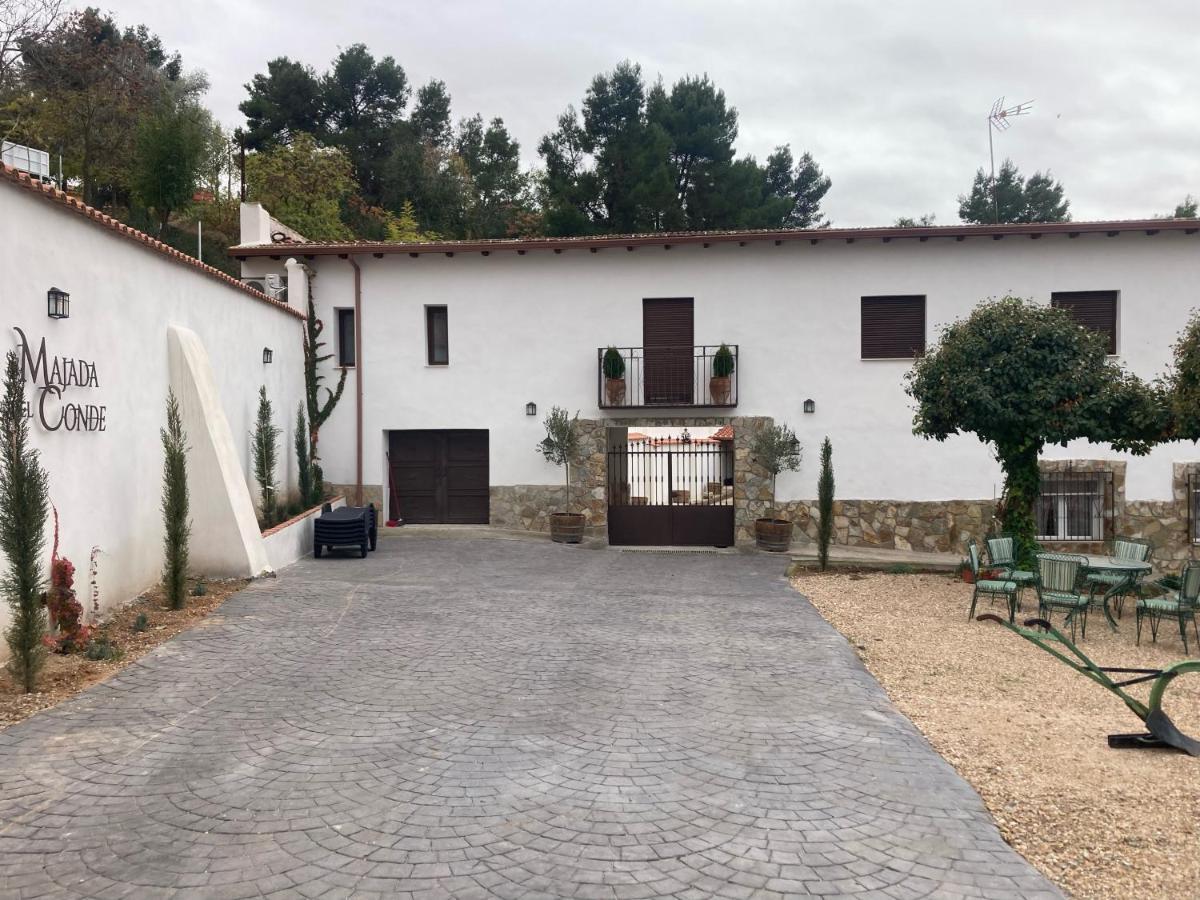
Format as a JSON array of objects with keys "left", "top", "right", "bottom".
[
  {"left": 47, "top": 286, "right": 69, "bottom": 319},
  {"left": 803, "top": 398, "right": 815, "bottom": 414},
  {"left": 680, "top": 427, "right": 692, "bottom": 443},
  {"left": 525, "top": 402, "right": 537, "bottom": 416},
  {"left": 263, "top": 347, "right": 273, "bottom": 364}
]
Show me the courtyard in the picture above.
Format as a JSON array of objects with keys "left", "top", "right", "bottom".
[{"left": 0, "top": 538, "right": 1056, "bottom": 898}]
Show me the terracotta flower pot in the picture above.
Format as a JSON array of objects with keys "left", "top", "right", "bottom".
[
  {"left": 550, "top": 512, "right": 586, "bottom": 544},
  {"left": 604, "top": 377, "right": 626, "bottom": 406},
  {"left": 710, "top": 375, "right": 732, "bottom": 405},
  {"left": 755, "top": 517, "right": 793, "bottom": 552}
]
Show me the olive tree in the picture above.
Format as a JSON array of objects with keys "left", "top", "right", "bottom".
[
  {"left": 906, "top": 296, "right": 1166, "bottom": 565},
  {"left": 536, "top": 406, "right": 581, "bottom": 511}
]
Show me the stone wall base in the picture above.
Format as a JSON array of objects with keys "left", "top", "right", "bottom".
[
  {"left": 778, "top": 499, "right": 998, "bottom": 553},
  {"left": 327, "top": 483, "right": 384, "bottom": 512},
  {"left": 490, "top": 485, "right": 604, "bottom": 536}
]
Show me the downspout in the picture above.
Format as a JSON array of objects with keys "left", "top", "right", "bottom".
[{"left": 347, "top": 256, "right": 363, "bottom": 506}]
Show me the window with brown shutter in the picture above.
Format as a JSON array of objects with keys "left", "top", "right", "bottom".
[
  {"left": 1051, "top": 291, "right": 1118, "bottom": 354},
  {"left": 861, "top": 295, "right": 925, "bottom": 359}
]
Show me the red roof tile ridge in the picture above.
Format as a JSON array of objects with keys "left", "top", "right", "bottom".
[{"left": 1, "top": 163, "right": 304, "bottom": 321}]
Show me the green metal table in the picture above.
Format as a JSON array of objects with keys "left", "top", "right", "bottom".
[{"left": 1080, "top": 555, "right": 1152, "bottom": 631}]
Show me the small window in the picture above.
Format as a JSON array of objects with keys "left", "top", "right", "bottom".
[
  {"left": 861, "top": 295, "right": 925, "bottom": 359},
  {"left": 1051, "top": 291, "right": 1118, "bottom": 354},
  {"left": 426, "top": 306, "right": 448, "bottom": 365},
  {"left": 1035, "top": 470, "right": 1112, "bottom": 541},
  {"left": 336, "top": 308, "right": 355, "bottom": 367}
]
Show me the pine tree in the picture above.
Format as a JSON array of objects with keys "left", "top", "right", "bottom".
[
  {"left": 161, "top": 389, "right": 191, "bottom": 610},
  {"left": 251, "top": 386, "right": 280, "bottom": 524},
  {"left": 0, "top": 351, "right": 50, "bottom": 692},
  {"left": 295, "top": 403, "right": 314, "bottom": 507},
  {"left": 817, "top": 437, "right": 835, "bottom": 571}
]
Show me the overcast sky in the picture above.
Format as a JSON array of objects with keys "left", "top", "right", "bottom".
[{"left": 103, "top": 0, "right": 1200, "bottom": 226}]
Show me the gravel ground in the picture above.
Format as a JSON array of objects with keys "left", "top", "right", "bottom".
[{"left": 793, "top": 570, "right": 1199, "bottom": 900}]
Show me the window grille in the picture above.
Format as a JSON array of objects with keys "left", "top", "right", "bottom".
[
  {"left": 1035, "top": 468, "right": 1113, "bottom": 541},
  {"left": 1189, "top": 472, "right": 1200, "bottom": 545}
]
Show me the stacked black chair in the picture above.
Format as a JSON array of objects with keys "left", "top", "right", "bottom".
[{"left": 314, "top": 503, "right": 377, "bottom": 558}]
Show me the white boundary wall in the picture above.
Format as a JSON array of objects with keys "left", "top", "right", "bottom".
[{"left": 0, "top": 184, "right": 305, "bottom": 635}]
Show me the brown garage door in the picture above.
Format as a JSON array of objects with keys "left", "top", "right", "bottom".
[{"left": 388, "top": 430, "right": 489, "bottom": 524}]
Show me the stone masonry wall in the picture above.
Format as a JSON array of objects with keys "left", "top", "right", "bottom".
[{"left": 781, "top": 498, "right": 998, "bottom": 553}]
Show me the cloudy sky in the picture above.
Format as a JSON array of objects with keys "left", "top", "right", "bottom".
[{"left": 104, "top": 0, "right": 1200, "bottom": 226}]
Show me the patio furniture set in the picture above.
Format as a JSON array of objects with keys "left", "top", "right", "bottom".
[{"left": 966, "top": 534, "right": 1200, "bottom": 652}]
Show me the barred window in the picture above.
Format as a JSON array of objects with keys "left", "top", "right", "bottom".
[
  {"left": 1035, "top": 470, "right": 1112, "bottom": 541},
  {"left": 1190, "top": 473, "right": 1200, "bottom": 544}
]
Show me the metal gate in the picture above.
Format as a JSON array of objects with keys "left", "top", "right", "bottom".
[{"left": 607, "top": 434, "right": 734, "bottom": 547}]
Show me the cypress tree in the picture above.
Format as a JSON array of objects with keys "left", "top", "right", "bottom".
[
  {"left": 161, "top": 389, "right": 190, "bottom": 610},
  {"left": 251, "top": 386, "right": 280, "bottom": 524},
  {"left": 0, "top": 351, "right": 50, "bottom": 692},
  {"left": 295, "top": 403, "right": 313, "bottom": 507},
  {"left": 817, "top": 437, "right": 835, "bottom": 571}
]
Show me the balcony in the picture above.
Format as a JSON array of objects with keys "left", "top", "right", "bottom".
[{"left": 597, "top": 345, "right": 738, "bottom": 409}]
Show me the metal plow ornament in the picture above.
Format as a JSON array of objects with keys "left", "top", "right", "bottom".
[{"left": 978, "top": 615, "right": 1200, "bottom": 756}]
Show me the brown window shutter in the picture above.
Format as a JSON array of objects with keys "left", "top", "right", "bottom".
[
  {"left": 1051, "top": 291, "right": 1117, "bottom": 354},
  {"left": 861, "top": 296, "right": 925, "bottom": 359}
]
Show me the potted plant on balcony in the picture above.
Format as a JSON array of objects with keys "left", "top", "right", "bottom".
[
  {"left": 710, "top": 343, "right": 735, "bottom": 405},
  {"left": 537, "top": 405, "right": 586, "bottom": 543},
  {"left": 602, "top": 347, "right": 626, "bottom": 406},
  {"left": 750, "top": 422, "right": 802, "bottom": 551}
]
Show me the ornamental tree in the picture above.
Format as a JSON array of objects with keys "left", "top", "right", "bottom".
[
  {"left": 906, "top": 296, "right": 1168, "bottom": 565},
  {"left": 161, "top": 388, "right": 190, "bottom": 610},
  {"left": 536, "top": 406, "right": 581, "bottom": 512},
  {"left": 817, "top": 437, "right": 835, "bottom": 571},
  {"left": 749, "top": 423, "right": 802, "bottom": 516},
  {"left": 251, "top": 386, "right": 279, "bottom": 525}
]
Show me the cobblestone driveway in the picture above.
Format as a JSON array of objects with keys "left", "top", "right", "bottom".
[{"left": 0, "top": 538, "right": 1059, "bottom": 899}]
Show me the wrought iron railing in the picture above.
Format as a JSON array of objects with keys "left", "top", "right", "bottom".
[
  {"left": 597, "top": 345, "right": 738, "bottom": 409},
  {"left": 1035, "top": 468, "right": 1114, "bottom": 542},
  {"left": 607, "top": 437, "right": 734, "bottom": 507}
]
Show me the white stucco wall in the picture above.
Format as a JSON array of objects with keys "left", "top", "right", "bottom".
[
  {"left": 244, "top": 229, "right": 1200, "bottom": 509},
  {"left": 0, "top": 183, "right": 305, "bottom": 634}
]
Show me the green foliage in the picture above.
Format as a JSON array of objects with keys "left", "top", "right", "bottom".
[
  {"left": 958, "top": 158, "right": 1070, "bottom": 224},
  {"left": 84, "top": 636, "right": 122, "bottom": 661},
  {"left": 191, "top": 578, "right": 207, "bottom": 597},
  {"left": 295, "top": 404, "right": 315, "bottom": 507},
  {"left": 245, "top": 133, "right": 356, "bottom": 240},
  {"left": 1166, "top": 310, "right": 1200, "bottom": 441},
  {"left": 602, "top": 347, "right": 626, "bottom": 380},
  {"left": 0, "top": 351, "right": 49, "bottom": 692},
  {"left": 749, "top": 423, "right": 802, "bottom": 511},
  {"left": 886, "top": 563, "right": 916, "bottom": 575},
  {"left": 906, "top": 297, "right": 1166, "bottom": 564},
  {"left": 712, "top": 344, "right": 735, "bottom": 378},
  {"left": 817, "top": 437, "right": 835, "bottom": 571},
  {"left": 251, "top": 386, "right": 280, "bottom": 526},
  {"left": 161, "top": 388, "right": 190, "bottom": 611},
  {"left": 239, "top": 56, "right": 325, "bottom": 149},
  {"left": 536, "top": 406, "right": 581, "bottom": 510},
  {"left": 303, "top": 287, "right": 347, "bottom": 475},
  {"left": 131, "top": 612, "right": 149, "bottom": 633},
  {"left": 894, "top": 214, "right": 936, "bottom": 226},
  {"left": 131, "top": 100, "right": 211, "bottom": 232},
  {"left": 1171, "top": 195, "right": 1198, "bottom": 219}
]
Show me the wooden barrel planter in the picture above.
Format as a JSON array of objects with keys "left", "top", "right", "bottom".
[
  {"left": 550, "top": 512, "right": 586, "bottom": 544},
  {"left": 755, "top": 517, "right": 793, "bottom": 552}
]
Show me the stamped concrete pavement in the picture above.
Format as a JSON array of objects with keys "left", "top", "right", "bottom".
[{"left": 0, "top": 538, "right": 1059, "bottom": 899}]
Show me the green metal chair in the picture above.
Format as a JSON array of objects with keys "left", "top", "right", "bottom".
[
  {"left": 1137, "top": 561, "right": 1200, "bottom": 654},
  {"left": 966, "top": 538, "right": 1019, "bottom": 623},
  {"left": 1086, "top": 537, "right": 1151, "bottom": 618},
  {"left": 985, "top": 532, "right": 1037, "bottom": 610},
  {"left": 1036, "top": 552, "right": 1091, "bottom": 641}
]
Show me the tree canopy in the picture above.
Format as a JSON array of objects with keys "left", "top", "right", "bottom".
[
  {"left": 958, "top": 158, "right": 1070, "bottom": 225},
  {"left": 1170, "top": 194, "right": 1198, "bottom": 218},
  {"left": 906, "top": 297, "right": 1166, "bottom": 562}
]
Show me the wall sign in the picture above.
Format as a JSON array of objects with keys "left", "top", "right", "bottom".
[{"left": 13, "top": 327, "right": 107, "bottom": 432}]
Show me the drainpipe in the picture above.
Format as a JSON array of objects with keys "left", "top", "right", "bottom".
[{"left": 347, "top": 256, "right": 363, "bottom": 506}]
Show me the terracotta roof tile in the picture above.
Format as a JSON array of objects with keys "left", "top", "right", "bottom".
[
  {"left": 712, "top": 425, "right": 735, "bottom": 441},
  {"left": 1, "top": 164, "right": 303, "bottom": 321}
]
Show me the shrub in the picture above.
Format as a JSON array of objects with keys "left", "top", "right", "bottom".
[
  {"left": 131, "top": 612, "right": 149, "bottom": 633},
  {"left": 749, "top": 422, "right": 802, "bottom": 516},
  {"left": 191, "top": 578, "right": 207, "bottom": 597},
  {"left": 85, "top": 637, "right": 122, "bottom": 661},
  {"left": 43, "top": 506, "right": 93, "bottom": 653},
  {"left": 0, "top": 350, "right": 50, "bottom": 692},
  {"left": 887, "top": 563, "right": 916, "bottom": 575},
  {"left": 295, "top": 404, "right": 315, "bottom": 507},
  {"left": 536, "top": 406, "right": 582, "bottom": 512},
  {"left": 817, "top": 437, "right": 835, "bottom": 571},
  {"left": 712, "top": 343, "right": 735, "bottom": 378},
  {"left": 251, "top": 386, "right": 280, "bottom": 525},
  {"left": 602, "top": 347, "right": 625, "bottom": 380},
  {"left": 161, "top": 389, "right": 191, "bottom": 611}
]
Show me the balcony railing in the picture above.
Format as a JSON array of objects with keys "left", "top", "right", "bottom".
[{"left": 597, "top": 345, "right": 738, "bottom": 409}]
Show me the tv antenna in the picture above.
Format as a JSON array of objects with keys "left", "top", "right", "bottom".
[{"left": 987, "top": 97, "right": 1034, "bottom": 223}]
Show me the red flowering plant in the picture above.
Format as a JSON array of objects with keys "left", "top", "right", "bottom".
[{"left": 42, "top": 505, "right": 94, "bottom": 653}]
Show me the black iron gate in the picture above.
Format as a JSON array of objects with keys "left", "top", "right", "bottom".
[{"left": 607, "top": 435, "right": 734, "bottom": 546}]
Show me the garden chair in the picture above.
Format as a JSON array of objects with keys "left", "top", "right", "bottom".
[
  {"left": 1036, "top": 552, "right": 1090, "bottom": 641},
  {"left": 1137, "top": 561, "right": 1200, "bottom": 654},
  {"left": 1086, "top": 537, "right": 1151, "bottom": 618},
  {"left": 985, "top": 532, "right": 1037, "bottom": 610},
  {"left": 965, "top": 538, "right": 1019, "bottom": 623}
]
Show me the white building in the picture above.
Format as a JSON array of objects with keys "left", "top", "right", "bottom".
[{"left": 235, "top": 206, "right": 1200, "bottom": 558}]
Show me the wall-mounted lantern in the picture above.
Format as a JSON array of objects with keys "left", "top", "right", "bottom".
[
  {"left": 680, "top": 427, "right": 692, "bottom": 443},
  {"left": 803, "top": 398, "right": 816, "bottom": 414},
  {"left": 263, "top": 347, "right": 273, "bottom": 364},
  {"left": 525, "top": 402, "right": 537, "bottom": 416},
  {"left": 47, "top": 286, "right": 69, "bottom": 319}
]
